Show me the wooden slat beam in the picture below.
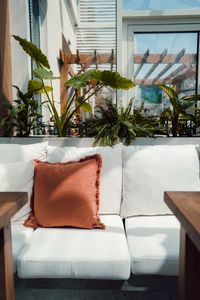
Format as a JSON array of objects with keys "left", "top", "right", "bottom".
[
  {"left": 152, "top": 49, "right": 186, "bottom": 84},
  {"left": 134, "top": 53, "right": 196, "bottom": 66},
  {"left": 171, "top": 68, "right": 196, "bottom": 85},
  {"left": 93, "top": 50, "right": 98, "bottom": 70},
  {"left": 141, "top": 49, "right": 167, "bottom": 84},
  {"left": 59, "top": 50, "right": 76, "bottom": 113},
  {"left": 134, "top": 49, "right": 150, "bottom": 78},
  {"left": 61, "top": 52, "right": 116, "bottom": 65},
  {"left": 135, "top": 67, "right": 195, "bottom": 86},
  {"left": 110, "top": 49, "right": 114, "bottom": 71},
  {"left": 164, "top": 64, "right": 186, "bottom": 82}
]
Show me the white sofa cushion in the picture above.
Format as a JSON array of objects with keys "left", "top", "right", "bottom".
[
  {"left": 0, "top": 161, "right": 34, "bottom": 221},
  {"left": 11, "top": 222, "right": 34, "bottom": 273},
  {"left": 0, "top": 142, "right": 48, "bottom": 163},
  {"left": 47, "top": 144, "right": 122, "bottom": 214},
  {"left": 121, "top": 145, "right": 200, "bottom": 217},
  {"left": 17, "top": 215, "right": 130, "bottom": 280},
  {"left": 125, "top": 216, "right": 180, "bottom": 275}
]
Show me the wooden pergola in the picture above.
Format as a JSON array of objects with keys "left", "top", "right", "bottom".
[
  {"left": 59, "top": 49, "right": 116, "bottom": 112},
  {"left": 133, "top": 48, "right": 196, "bottom": 87},
  {"left": 58, "top": 47, "right": 196, "bottom": 114}
]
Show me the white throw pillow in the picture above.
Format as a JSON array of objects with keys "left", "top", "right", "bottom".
[
  {"left": 47, "top": 144, "right": 122, "bottom": 214},
  {"left": 0, "top": 161, "right": 34, "bottom": 221},
  {"left": 121, "top": 145, "right": 200, "bottom": 218},
  {"left": 0, "top": 142, "right": 48, "bottom": 163}
]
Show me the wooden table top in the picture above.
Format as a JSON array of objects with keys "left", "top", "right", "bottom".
[
  {"left": 164, "top": 191, "right": 200, "bottom": 251},
  {"left": 0, "top": 192, "right": 28, "bottom": 229}
]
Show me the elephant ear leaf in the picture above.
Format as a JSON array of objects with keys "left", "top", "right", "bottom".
[
  {"left": 28, "top": 80, "right": 52, "bottom": 95},
  {"left": 33, "top": 68, "right": 60, "bottom": 80},
  {"left": 13, "top": 35, "right": 50, "bottom": 69},
  {"left": 159, "top": 85, "right": 177, "bottom": 100},
  {"left": 75, "top": 99, "right": 92, "bottom": 112},
  {"left": 92, "top": 70, "right": 135, "bottom": 90},
  {"left": 66, "top": 70, "right": 95, "bottom": 89}
]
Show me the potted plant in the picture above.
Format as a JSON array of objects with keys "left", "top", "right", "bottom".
[
  {"left": 85, "top": 98, "right": 162, "bottom": 146},
  {"left": 5, "top": 35, "right": 135, "bottom": 137},
  {"left": 159, "top": 85, "right": 200, "bottom": 137},
  {"left": 0, "top": 85, "right": 42, "bottom": 136}
]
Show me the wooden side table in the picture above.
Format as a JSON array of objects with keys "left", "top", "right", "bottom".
[
  {"left": 0, "top": 192, "right": 27, "bottom": 300},
  {"left": 164, "top": 191, "right": 200, "bottom": 300}
]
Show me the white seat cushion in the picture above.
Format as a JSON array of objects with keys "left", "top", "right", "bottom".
[
  {"left": 11, "top": 221, "right": 34, "bottom": 273},
  {"left": 47, "top": 144, "right": 122, "bottom": 214},
  {"left": 121, "top": 145, "right": 200, "bottom": 217},
  {"left": 17, "top": 215, "right": 130, "bottom": 280},
  {"left": 0, "top": 142, "right": 48, "bottom": 163},
  {"left": 0, "top": 161, "right": 34, "bottom": 221},
  {"left": 125, "top": 216, "right": 180, "bottom": 275}
]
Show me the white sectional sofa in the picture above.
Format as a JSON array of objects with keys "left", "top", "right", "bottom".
[{"left": 0, "top": 137, "right": 200, "bottom": 281}]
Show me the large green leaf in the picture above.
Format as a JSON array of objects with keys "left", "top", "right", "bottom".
[
  {"left": 159, "top": 85, "right": 177, "bottom": 100},
  {"left": 75, "top": 99, "right": 92, "bottom": 112},
  {"left": 33, "top": 68, "right": 60, "bottom": 80},
  {"left": 28, "top": 80, "right": 52, "bottom": 95},
  {"left": 179, "top": 111, "right": 195, "bottom": 121},
  {"left": 65, "top": 70, "right": 95, "bottom": 89},
  {"left": 13, "top": 35, "right": 50, "bottom": 69},
  {"left": 181, "top": 94, "right": 200, "bottom": 101},
  {"left": 92, "top": 70, "right": 135, "bottom": 90},
  {"left": 160, "top": 108, "right": 172, "bottom": 124}
]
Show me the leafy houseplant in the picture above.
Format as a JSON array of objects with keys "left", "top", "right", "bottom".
[
  {"left": 159, "top": 85, "right": 200, "bottom": 137},
  {"left": 10, "top": 35, "right": 135, "bottom": 137},
  {"left": 85, "top": 98, "right": 162, "bottom": 146},
  {"left": 0, "top": 85, "right": 42, "bottom": 136}
]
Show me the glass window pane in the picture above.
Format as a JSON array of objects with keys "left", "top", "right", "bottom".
[
  {"left": 123, "top": 0, "right": 200, "bottom": 11},
  {"left": 133, "top": 32, "right": 198, "bottom": 115}
]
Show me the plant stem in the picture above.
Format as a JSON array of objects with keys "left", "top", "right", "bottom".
[
  {"left": 50, "top": 79, "right": 55, "bottom": 104},
  {"left": 67, "top": 85, "right": 103, "bottom": 122},
  {"left": 66, "top": 91, "right": 77, "bottom": 111}
]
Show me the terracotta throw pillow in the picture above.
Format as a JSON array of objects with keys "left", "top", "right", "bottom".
[{"left": 24, "top": 155, "right": 105, "bottom": 229}]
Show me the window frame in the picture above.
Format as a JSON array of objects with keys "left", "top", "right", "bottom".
[{"left": 117, "top": 0, "right": 200, "bottom": 105}]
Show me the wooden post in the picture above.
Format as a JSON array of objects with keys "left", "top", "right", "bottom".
[
  {"left": 0, "top": 0, "right": 13, "bottom": 136},
  {"left": 59, "top": 50, "right": 69, "bottom": 113}
]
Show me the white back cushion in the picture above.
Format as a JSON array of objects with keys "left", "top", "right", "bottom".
[
  {"left": 0, "top": 142, "right": 48, "bottom": 163},
  {"left": 47, "top": 144, "right": 122, "bottom": 214},
  {"left": 0, "top": 161, "right": 34, "bottom": 221},
  {"left": 121, "top": 145, "right": 200, "bottom": 218}
]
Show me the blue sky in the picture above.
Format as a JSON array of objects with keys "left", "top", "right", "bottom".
[
  {"left": 124, "top": 0, "right": 200, "bottom": 10},
  {"left": 134, "top": 32, "right": 198, "bottom": 54}
]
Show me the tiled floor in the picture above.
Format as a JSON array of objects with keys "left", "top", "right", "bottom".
[{"left": 15, "top": 275, "right": 178, "bottom": 300}]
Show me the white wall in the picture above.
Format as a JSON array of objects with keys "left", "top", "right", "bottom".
[
  {"left": 9, "top": 0, "right": 31, "bottom": 98},
  {"left": 9, "top": 0, "right": 77, "bottom": 122},
  {"left": 39, "top": 0, "right": 77, "bottom": 122}
]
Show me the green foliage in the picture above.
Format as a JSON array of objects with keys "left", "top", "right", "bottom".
[
  {"left": 13, "top": 35, "right": 50, "bottom": 69},
  {"left": 66, "top": 70, "right": 95, "bottom": 89},
  {"left": 33, "top": 68, "right": 60, "bottom": 80},
  {"left": 159, "top": 85, "right": 200, "bottom": 136},
  {"left": 28, "top": 80, "right": 52, "bottom": 95},
  {"left": 85, "top": 98, "right": 162, "bottom": 146},
  {"left": 13, "top": 36, "right": 135, "bottom": 137},
  {"left": 0, "top": 86, "right": 42, "bottom": 137},
  {"left": 75, "top": 99, "right": 92, "bottom": 112},
  {"left": 92, "top": 70, "right": 135, "bottom": 90}
]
